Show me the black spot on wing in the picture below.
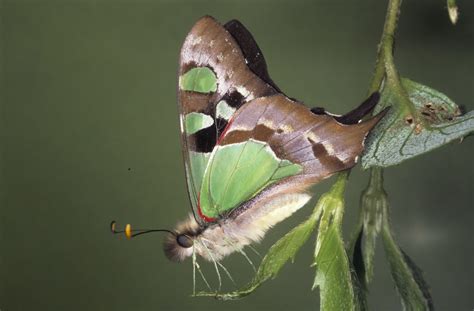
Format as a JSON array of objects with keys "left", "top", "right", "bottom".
[
  {"left": 310, "top": 107, "right": 326, "bottom": 115},
  {"left": 335, "top": 92, "right": 380, "bottom": 125},
  {"left": 215, "top": 117, "right": 229, "bottom": 137},
  {"left": 189, "top": 116, "right": 228, "bottom": 153},
  {"left": 224, "top": 19, "right": 281, "bottom": 93},
  {"left": 220, "top": 90, "right": 245, "bottom": 109},
  {"left": 191, "top": 126, "right": 217, "bottom": 153}
]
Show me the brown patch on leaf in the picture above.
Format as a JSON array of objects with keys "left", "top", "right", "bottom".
[
  {"left": 419, "top": 101, "right": 461, "bottom": 124},
  {"left": 414, "top": 123, "right": 423, "bottom": 134}
]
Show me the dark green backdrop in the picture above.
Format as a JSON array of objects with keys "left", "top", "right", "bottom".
[{"left": 1, "top": 1, "right": 473, "bottom": 310}]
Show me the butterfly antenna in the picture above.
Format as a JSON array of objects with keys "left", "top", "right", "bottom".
[{"left": 110, "top": 220, "right": 175, "bottom": 239}]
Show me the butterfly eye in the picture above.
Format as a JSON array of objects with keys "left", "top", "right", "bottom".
[{"left": 177, "top": 234, "right": 193, "bottom": 248}]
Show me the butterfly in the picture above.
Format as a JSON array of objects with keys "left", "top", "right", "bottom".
[{"left": 112, "top": 16, "right": 385, "bottom": 265}]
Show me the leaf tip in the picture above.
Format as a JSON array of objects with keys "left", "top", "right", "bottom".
[{"left": 448, "top": 4, "right": 458, "bottom": 25}]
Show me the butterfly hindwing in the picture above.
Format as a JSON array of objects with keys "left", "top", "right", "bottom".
[
  {"left": 221, "top": 95, "right": 384, "bottom": 180},
  {"left": 199, "top": 94, "right": 384, "bottom": 221}
]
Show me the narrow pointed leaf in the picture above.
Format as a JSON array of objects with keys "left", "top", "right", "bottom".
[
  {"left": 314, "top": 225, "right": 359, "bottom": 310},
  {"left": 362, "top": 78, "right": 473, "bottom": 168},
  {"left": 351, "top": 228, "right": 369, "bottom": 308},
  {"left": 313, "top": 174, "right": 361, "bottom": 311},
  {"left": 382, "top": 221, "right": 434, "bottom": 310}
]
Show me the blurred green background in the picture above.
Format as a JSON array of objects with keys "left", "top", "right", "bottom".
[{"left": 1, "top": 0, "right": 473, "bottom": 310}]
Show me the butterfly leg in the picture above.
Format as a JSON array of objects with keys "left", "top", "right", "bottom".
[
  {"left": 195, "top": 260, "right": 212, "bottom": 292},
  {"left": 238, "top": 248, "right": 257, "bottom": 273},
  {"left": 198, "top": 239, "right": 223, "bottom": 291},
  {"left": 247, "top": 245, "right": 262, "bottom": 258},
  {"left": 192, "top": 247, "right": 196, "bottom": 295},
  {"left": 217, "top": 261, "right": 236, "bottom": 286}
]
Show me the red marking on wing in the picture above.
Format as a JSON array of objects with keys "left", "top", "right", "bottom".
[
  {"left": 197, "top": 194, "right": 216, "bottom": 223},
  {"left": 216, "top": 118, "right": 234, "bottom": 145},
  {"left": 197, "top": 118, "right": 233, "bottom": 223}
]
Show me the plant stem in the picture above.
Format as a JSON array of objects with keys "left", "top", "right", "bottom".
[
  {"left": 365, "top": 0, "right": 402, "bottom": 232},
  {"left": 369, "top": 0, "right": 401, "bottom": 94},
  {"left": 367, "top": 0, "right": 404, "bottom": 179},
  {"left": 369, "top": 0, "right": 420, "bottom": 120},
  {"left": 367, "top": 166, "right": 383, "bottom": 190},
  {"left": 369, "top": 0, "right": 401, "bottom": 93},
  {"left": 352, "top": 0, "right": 404, "bottom": 289}
]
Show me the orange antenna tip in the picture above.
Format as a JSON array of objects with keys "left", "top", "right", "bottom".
[{"left": 125, "top": 224, "right": 132, "bottom": 239}]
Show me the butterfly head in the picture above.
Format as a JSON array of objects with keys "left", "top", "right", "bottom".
[{"left": 163, "top": 214, "right": 201, "bottom": 262}]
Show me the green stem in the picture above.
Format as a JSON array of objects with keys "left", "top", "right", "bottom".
[
  {"left": 368, "top": 0, "right": 400, "bottom": 93},
  {"left": 370, "top": 0, "right": 420, "bottom": 121},
  {"left": 368, "top": 0, "right": 401, "bottom": 93},
  {"left": 351, "top": 0, "right": 404, "bottom": 289},
  {"left": 333, "top": 172, "right": 348, "bottom": 225},
  {"left": 333, "top": 171, "right": 349, "bottom": 198},
  {"left": 367, "top": 166, "right": 383, "bottom": 190}
]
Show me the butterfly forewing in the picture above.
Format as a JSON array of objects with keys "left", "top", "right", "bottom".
[{"left": 177, "top": 16, "right": 278, "bottom": 224}]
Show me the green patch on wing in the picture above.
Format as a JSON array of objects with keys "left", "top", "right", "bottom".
[
  {"left": 180, "top": 67, "right": 217, "bottom": 93},
  {"left": 199, "top": 139, "right": 302, "bottom": 219},
  {"left": 189, "top": 151, "right": 211, "bottom": 196},
  {"left": 216, "top": 100, "right": 236, "bottom": 120},
  {"left": 185, "top": 112, "right": 214, "bottom": 135}
]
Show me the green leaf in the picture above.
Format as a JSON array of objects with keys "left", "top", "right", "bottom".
[
  {"left": 382, "top": 217, "right": 433, "bottom": 310},
  {"left": 350, "top": 229, "right": 369, "bottom": 309},
  {"left": 362, "top": 78, "right": 473, "bottom": 168},
  {"left": 195, "top": 192, "right": 322, "bottom": 300},
  {"left": 314, "top": 225, "right": 359, "bottom": 310},
  {"left": 313, "top": 174, "right": 362, "bottom": 311}
]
